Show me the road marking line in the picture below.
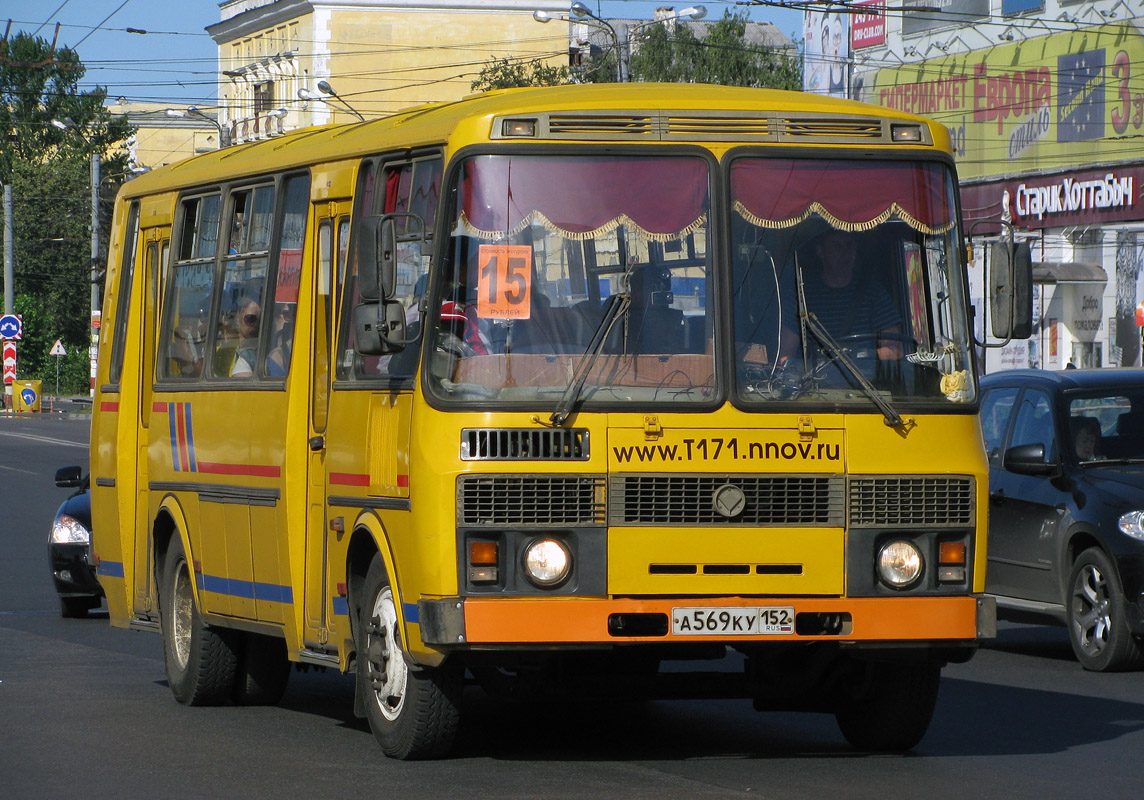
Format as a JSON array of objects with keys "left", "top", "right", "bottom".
[{"left": 0, "top": 430, "right": 87, "bottom": 448}]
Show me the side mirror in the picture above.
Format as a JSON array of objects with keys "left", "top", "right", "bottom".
[
  {"left": 355, "top": 213, "right": 423, "bottom": 303},
  {"left": 1003, "top": 443, "right": 1058, "bottom": 476},
  {"left": 990, "top": 241, "right": 1032, "bottom": 340},
  {"left": 54, "top": 466, "right": 84, "bottom": 488},
  {"left": 353, "top": 301, "right": 407, "bottom": 355}
]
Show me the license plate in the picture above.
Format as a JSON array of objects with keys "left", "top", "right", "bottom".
[{"left": 671, "top": 606, "right": 795, "bottom": 635}]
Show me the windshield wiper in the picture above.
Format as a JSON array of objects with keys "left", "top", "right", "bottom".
[
  {"left": 548, "top": 293, "right": 630, "bottom": 427},
  {"left": 795, "top": 255, "right": 905, "bottom": 429}
]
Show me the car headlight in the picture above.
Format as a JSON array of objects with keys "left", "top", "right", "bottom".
[
  {"left": 522, "top": 538, "right": 571, "bottom": 587},
  {"left": 50, "top": 514, "right": 91, "bottom": 545},
  {"left": 877, "top": 539, "right": 923, "bottom": 588},
  {"left": 1119, "top": 510, "right": 1144, "bottom": 541}
]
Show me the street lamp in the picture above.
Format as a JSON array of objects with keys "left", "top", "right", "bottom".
[
  {"left": 568, "top": 1, "right": 623, "bottom": 81},
  {"left": 164, "top": 106, "right": 231, "bottom": 148}
]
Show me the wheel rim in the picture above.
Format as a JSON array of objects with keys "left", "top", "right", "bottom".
[
  {"left": 365, "top": 587, "right": 408, "bottom": 722},
  {"left": 1071, "top": 562, "right": 1112, "bottom": 658},
  {"left": 171, "top": 559, "right": 193, "bottom": 670}
]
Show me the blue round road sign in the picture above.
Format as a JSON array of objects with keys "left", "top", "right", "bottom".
[
  {"left": 20, "top": 386, "right": 37, "bottom": 407},
  {"left": 0, "top": 314, "right": 21, "bottom": 340}
]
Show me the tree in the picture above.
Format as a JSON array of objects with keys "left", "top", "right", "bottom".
[
  {"left": 627, "top": 11, "right": 801, "bottom": 90},
  {"left": 471, "top": 57, "right": 569, "bottom": 92},
  {"left": 0, "top": 31, "right": 133, "bottom": 394}
]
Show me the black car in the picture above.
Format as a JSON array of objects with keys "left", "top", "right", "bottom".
[
  {"left": 981, "top": 368, "right": 1144, "bottom": 671},
  {"left": 50, "top": 466, "right": 103, "bottom": 618}
]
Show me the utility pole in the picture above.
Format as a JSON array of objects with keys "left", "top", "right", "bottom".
[
  {"left": 90, "top": 152, "right": 99, "bottom": 395},
  {"left": 3, "top": 184, "right": 13, "bottom": 410}
]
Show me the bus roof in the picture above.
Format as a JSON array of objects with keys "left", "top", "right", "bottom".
[{"left": 119, "top": 83, "right": 948, "bottom": 200}]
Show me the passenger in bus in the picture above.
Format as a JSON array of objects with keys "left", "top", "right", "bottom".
[
  {"left": 779, "top": 229, "right": 902, "bottom": 363},
  {"left": 267, "top": 303, "right": 295, "bottom": 376},
  {"left": 170, "top": 316, "right": 208, "bottom": 378},
  {"left": 230, "top": 296, "right": 262, "bottom": 377}
]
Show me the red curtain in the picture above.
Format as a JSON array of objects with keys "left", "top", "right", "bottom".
[
  {"left": 730, "top": 158, "right": 953, "bottom": 230},
  {"left": 461, "top": 156, "right": 708, "bottom": 237}
]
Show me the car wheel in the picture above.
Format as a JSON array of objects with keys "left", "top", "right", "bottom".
[
  {"left": 835, "top": 660, "right": 941, "bottom": 751},
  {"left": 233, "top": 631, "right": 291, "bottom": 706},
  {"left": 357, "top": 555, "right": 461, "bottom": 759},
  {"left": 1067, "top": 547, "right": 1143, "bottom": 672},
  {"left": 160, "top": 536, "right": 238, "bottom": 705},
  {"left": 59, "top": 596, "right": 97, "bottom": 618}
]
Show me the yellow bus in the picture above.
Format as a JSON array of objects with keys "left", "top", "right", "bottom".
[{"left": 91, "top": 83, "right": 1010, "bottom": 759}]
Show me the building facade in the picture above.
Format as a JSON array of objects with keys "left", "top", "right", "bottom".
[
  {"left": 208, "top": 0, "right": 568, "bottom": 142},
  {"left": 814, "top": 2, "right": 1144, "bottom": 370}
]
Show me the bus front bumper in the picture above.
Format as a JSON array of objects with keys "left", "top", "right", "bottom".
[{"left": 418, "top": 594, "right": 996, "bottom": 646}]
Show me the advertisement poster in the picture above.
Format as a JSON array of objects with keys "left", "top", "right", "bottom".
[
  {"left": 867, "top": 22, "right": 1144, "bottom": 181},
  {"left": 803, "top": 10, "right": 849, "bottom": 98}
]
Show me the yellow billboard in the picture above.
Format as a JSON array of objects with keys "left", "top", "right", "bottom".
[{"left": 865, "top": 22, "right": 1144, "bottom": 181}]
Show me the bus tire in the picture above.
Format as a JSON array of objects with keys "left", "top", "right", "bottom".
[
  {"left": 160, "top": 536, "right": 238, "bottom": 706},
  {"left": 357, "top": 555, "right": 461, "bottom": 759},
  {"left": 834, "top": 660, "right": 940, "bottom": 752},
  {"left": 233, "top": 631, "right": 291, "bottom": 706}
]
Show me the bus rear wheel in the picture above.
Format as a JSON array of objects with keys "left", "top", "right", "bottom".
[
  {"left": 160, "top": 535, "right": 238, "bottom": 705},
  {"left": 357, "top": 555, "right": 461, "bottom": 759},
  {"left": 834, "top": 660, "right": 940, "bottom": 752}
]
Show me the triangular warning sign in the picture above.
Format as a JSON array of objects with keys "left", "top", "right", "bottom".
[{"left": 50, "top": 340, "right": 67, "bottom": 356}]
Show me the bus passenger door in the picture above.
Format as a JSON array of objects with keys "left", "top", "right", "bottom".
[
  {"left": 304, "top": 207, "right": 346, "bottom": 644},
  {"left": 133, "top": 234, "right": 169, "bottom": 614},
  {"left": 90, "top": 201, "right": 141, "bottom": 621}
]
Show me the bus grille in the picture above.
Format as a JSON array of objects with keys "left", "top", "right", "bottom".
[
  {"left": 457, "top": 475, "right": 606, "bottom": 526},
  {"left": 849, "top": 476, "right": 975, "bottom": 528},
  {"left": 461, "top": 428, "right": 589, "bottom": 461},
  {"left": 497, "top": 111, "right": 913, "bottom": 144},
  {"left": 608, "top": 474, "right": 845, "bottom": 526}
]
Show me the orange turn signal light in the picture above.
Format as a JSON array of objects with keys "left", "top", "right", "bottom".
[
  {"left": 939, "top": 541, "right": 967, "bottom": 565},
  {"left": 469, "top": 541, "right": 498, "bottom": 566}
]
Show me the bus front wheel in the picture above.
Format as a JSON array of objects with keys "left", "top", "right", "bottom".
[
  {"left": 834, "top": 660, "right": 940, "bottom": 752},
  {"left": 159, "top": 535, "right": 238, "bottom": 705},
  {"left": 357, "top": 555, "right": 461, "bottom": 759}
]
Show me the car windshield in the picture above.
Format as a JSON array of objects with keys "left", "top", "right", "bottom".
[
  {"left": 425, "top": 154, "right": 713, "bottom": 407},
  {"left": 1069, "top": 392, "right": 1144, "bottom": 462},
  {"left": 729, "top": 157, "right": 975, "bottom": 406}
]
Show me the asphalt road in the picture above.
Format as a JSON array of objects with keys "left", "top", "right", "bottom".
[{"left": 2, "top": 411, "right": 1141, "bottom": 799}]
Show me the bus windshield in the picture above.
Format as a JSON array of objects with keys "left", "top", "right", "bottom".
[
  {"left": 426, "top": 153, "right": 714, "bottom": 406},
  {"left": 730, "top": 156, "right": 975, "bottom": 406}
]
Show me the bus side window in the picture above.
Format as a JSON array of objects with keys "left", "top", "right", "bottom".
[
  {"left": 161, "top": 194, "right": 220, "bottom": 381},
  {"left": 215, "top": 184, "right": 274, "bottom": 379},
  {"left": 265, "top": 174, "right": 310, "bottom": 378},
  {"left": 340, "top": 154, "right": 440, "bottom": 380}
]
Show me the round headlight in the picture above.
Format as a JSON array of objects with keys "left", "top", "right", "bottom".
[
  {"left": 522, "top": 538, "right": 571, "bottom": 587},
  {"left": 50, "top": 514, "right": 91, "bottom": 545},
  {"left": 877, "top": 539, "right": 923, "bottom": 588}
]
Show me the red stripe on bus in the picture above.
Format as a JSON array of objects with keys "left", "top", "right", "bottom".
[
  {"left": 329, "top": 472, "right": 371, "bottom": 487},
  {"left": 100, "top": 401, "right": 119, "bottom": 411},
  {"left": 197, "top": 462, "right": 282, "bottom": 478},
  {"left": 175, "top": 405, "right": 191, "bottom": 472}
]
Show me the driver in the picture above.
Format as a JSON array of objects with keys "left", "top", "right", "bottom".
[{"left": 783, "top": 229, "right": 903, "bottom": 361}]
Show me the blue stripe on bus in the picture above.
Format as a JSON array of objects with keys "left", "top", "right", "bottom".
[
  {"left": 196, "top": 574, "right": 294, "bottom": 604},
  {"left": 328, "top": 598, "right": 418, "bottom": 622},
  {"left": 97, "top": 561, "right": 125, "bottom": 578},
  {"left": 168, "top": 405, "right": 179, "bottom": 471},
  {"left": 183, "top": 403, "right": 197, "bottom": 472}
]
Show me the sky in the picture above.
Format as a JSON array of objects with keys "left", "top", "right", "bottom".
[{"left": 1, "top": 0, "right": 804, "bottom": 105}]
